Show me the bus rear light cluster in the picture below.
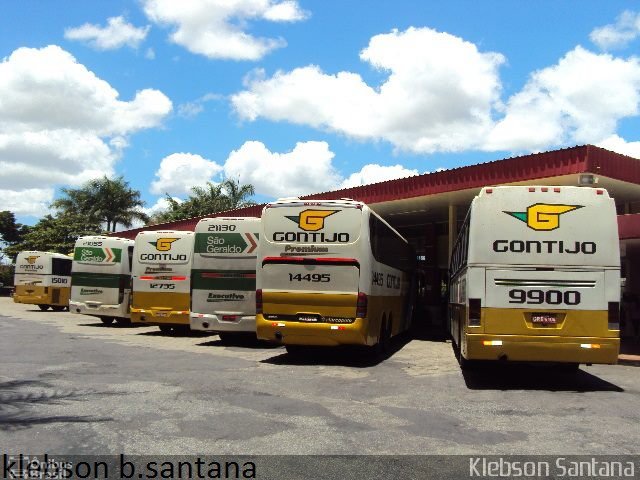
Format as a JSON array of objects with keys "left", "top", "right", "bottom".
[
  {"left": 482, "top": 340, "right": 503, "bottom": 346},
  {"left": 139, "top": 275, "right": 187, "bottom": 281},
  {"left": 356, "top": 292, "right": 368, "bottom": 318},
  {"left": 256, "top": 289, "right": 263, "bottom": 314},
  {"left": 526, "top": 187, "right": 562, "bottom": 192},
  {"left": 580, "top": 343, "right": 601, "bottom": 349},
  {"left": 608, "top": 301, "right": 620, "bottom": 330},
  {"left": 468, "top": 298, "right": 481, "bottom": 326}
]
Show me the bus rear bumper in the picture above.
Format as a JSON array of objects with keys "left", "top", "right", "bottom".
[
  {"left": 13, "top": 294, "right": 47, "bottom": 305},
  {"left": 131, "top": 308, "right": 190, "bottom": 326},
  {"left": 465, "top": 334, "right": 620, "bottom": 364},
  {"left": 190, "top": 313, "right": 255, "bottom": 333},
  {"left": 69, "top": 301, "right": 128, "bottom": 318},
  {"left": 256, "top": 315, "right": 370, "bottom": 346}
]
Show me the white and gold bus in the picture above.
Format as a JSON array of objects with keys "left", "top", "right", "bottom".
[
  {"left": 256, "top": 198, "right": 415, "bottom": 355},
  {"left": 449, "top": 186, "right": 620, "bottom": 369},
  {"left": 70, "top": 236, "right": 134, "bottom": 325},
  {"left": 190, "top": 217, "right": 260, "bottom": 342},
  {"left": 131, "top": 230, "right": 195, "bottom": 333},
  {"left": 14, "top": 251, "right": 72, "bottom": 311}
]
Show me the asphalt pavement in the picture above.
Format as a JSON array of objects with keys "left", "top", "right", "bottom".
[{"left": 1, "top": 297, "right": 639, "bottom": 458}]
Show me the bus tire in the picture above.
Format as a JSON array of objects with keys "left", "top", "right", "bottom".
[
  {"left": 100, "top": 317, "right": 115, "bottom": 325},
  {"left": 175, "top": 325, "right": 191, "bottom": 335},
  {"left": 380, "top": 317, "right": 392, "bottom": 354},
  {"left": 285, "top": 345, "right": 306, "bottom": 356},
  {"left": 558, "top": 362, "right": 580, "bottom": 373},
  {"left": 38, "top": 304, "right": 50, "bottom": 311},
  {"left": 218, "top": 332, "right": 239, "bottom": 344}
]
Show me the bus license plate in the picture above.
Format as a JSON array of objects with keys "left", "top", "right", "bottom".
[
  {"left": 532, "top": 314, "right": 556, "bottom": 325},
  {"left": 154, "top": 311, "right": 169, "bottom": 317},
  {"left": 298, "top": 315, "right": 319, "bottom": 323}
]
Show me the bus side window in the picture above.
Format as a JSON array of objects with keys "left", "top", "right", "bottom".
[
  {"left": 128, "top": 246, "right": 134, "bottom": 273},
  {"left": 52, "top": 258, "right": 72, "bottom": 277}
]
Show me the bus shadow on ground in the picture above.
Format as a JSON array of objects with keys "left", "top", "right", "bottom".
[
  {"left": 136, "top": 329, "right": 214, "bottom": 338},
  {"left": 78, "top": 322, "right": 149, "bottom": 329},
  {"left": 461, "top": 363, "right": 624, "bottom": 392},
  {"left": 197, "top": 337, "right": 282, "bottom": 350},
  {"left": 260, "top": 333, "right": 413, "bottom": 368}
]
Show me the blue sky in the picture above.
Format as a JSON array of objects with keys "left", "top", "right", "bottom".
[{"left": 2, "top": 1, "right": 640, "bottom": 226}]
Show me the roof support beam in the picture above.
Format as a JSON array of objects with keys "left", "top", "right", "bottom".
[{"left": 448, "top": 204, "right": 458, "bottom": 264}]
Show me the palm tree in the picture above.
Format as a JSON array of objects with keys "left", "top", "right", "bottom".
[
  {"left": 52, "top": 176, "right": 149, "bottom": 232},
  {"left": 148, "top": 178, "right": 256, "bottom": 224},
  {"left": 220, "top": 178, "right": 256, "bottom": 209}
]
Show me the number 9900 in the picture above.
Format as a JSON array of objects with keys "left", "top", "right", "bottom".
[{"left": 508, "top": 289, "right": 580, "bottom": 305}]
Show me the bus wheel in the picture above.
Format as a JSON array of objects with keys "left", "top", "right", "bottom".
[
  {"left": 456, "top": 322, "right": 477, "bottom": 370},
  {"left": 558, "top": 362, "right": 580, "bottom": 373},
  {"left": 219, "top": 332, "right": 238, "bottom": 344},
  {"left": 379, "top": 318, "right": 392, "bottom": 354},
  {"left": 285, "top": 345, "right": 306, "bottom": 357},
  {"left": 159, "top": 325, "right": 173, "bottom": 334},
  {"left": 175, "top": 325, "right": 191, "bottom": 336},
  {"left": 100, "top": 317, "right": 115, "bottom": 325},
  {"left": 38, "top": 304, "right": 50, "bottom": 311}
]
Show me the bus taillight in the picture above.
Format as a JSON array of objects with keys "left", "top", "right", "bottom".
[
  {"left": 468, "top": 298, "right": 481, "bottom": 326},
  {"left": 608, "top": 301, "right": 620, "bottom": 330},
  {"left": 356, "top": 292, "right": 368, "bottom": 318},
  {"left": 256, "top": 289, "right": 263, "bottom": 314}
]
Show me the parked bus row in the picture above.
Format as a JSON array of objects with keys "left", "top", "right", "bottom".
[
  {"left": 14, "top": 198, "right": 416, "bottom": 355},
  {"left": 13, "top": 187, "right": 621, "bottom": 368}
]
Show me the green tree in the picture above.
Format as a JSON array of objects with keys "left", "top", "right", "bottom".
[
  {"left": 0, "top": 211, "right": 31, "bottom": 264},
  {"left": 4, "top": 213, "right": 101, "bottom": 257},
  {"left": 52, "top": 176, "right": 149, "bottom": 232},
  {"left": 150, "top": 178, "right": 256, "bottom": 224},
  {"left": 0, "top": 211, "right": 24, "bottom": 243}
]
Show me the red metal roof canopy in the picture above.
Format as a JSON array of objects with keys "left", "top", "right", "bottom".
[{"left": 115, "top": 145, "right": 640, "bottom": 239}]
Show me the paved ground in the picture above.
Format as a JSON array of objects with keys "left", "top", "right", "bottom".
[{"left": 1, "top": 297, "right": 639, "bottom": 456}]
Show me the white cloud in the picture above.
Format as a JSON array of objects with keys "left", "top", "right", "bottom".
[
  {"left": 223, "top": 141, "right": 340, "bottom": 197},
  {"left": 151, "top": 153, "right": 223, "bottom": 195},
  {"left": 177, "top": 93, "right": 222, "bottom": 118},
  {"left": 598, "top": 134, "right": 640, "bottom": 159},
  {"left": 145, "top": 196, "right": 182, "bottom": 216},
  {"left": 484, "top": 46, "right": 640, "bottom": 151},
  {"left": 340, "top": 164, "right": 418, "bottom": 188},
  {"left": 0, "top": 45, "right": 172, "bottom": 217},
  {"left": 590, "top": 11, "right": 640, "bottom": 51},
  {"left": 64, "top": 16, "right": 150, "bottom": 50},
  {"left": 0, "top": 188, "right": 54, "bottom": 217},
  {"left": 142, "top": 0, "right": 308, "bottom": 61},
  {"left": 232, "top": 27, "right": 505, "bottom": 152}
]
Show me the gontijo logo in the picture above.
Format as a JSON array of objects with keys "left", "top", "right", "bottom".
[
  {"left": 149, "top": 237, "right": 179, "bottom": 251},
  {"left": 275, "top": 209, "right": 348, "bottom": 243},
  {"left": 286, "top": 209, "right": 338, "bottom": 231},
  {"left": 19, "top": 255, "right": 44, "bottom": 270},
  {"left": 504, "top": 204, "right": 582, "bottom": 231}
]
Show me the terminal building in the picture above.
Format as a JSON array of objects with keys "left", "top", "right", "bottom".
[{"left": 116, "top": 144, "right": 640, "bottom": 341}]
